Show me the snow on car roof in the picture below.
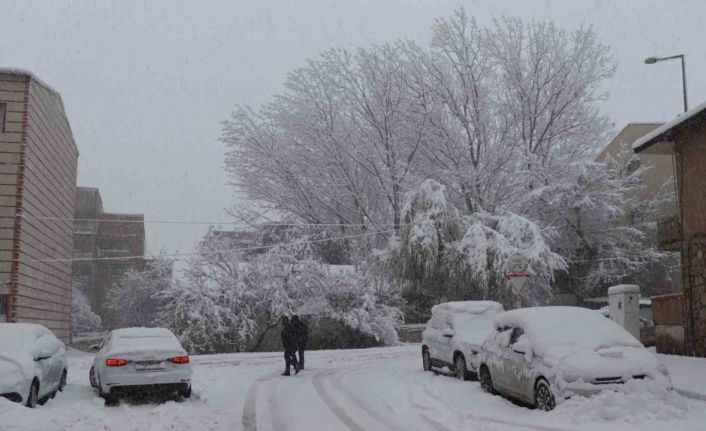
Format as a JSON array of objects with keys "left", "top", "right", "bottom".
[
  {"left": 431, "top": 300, "right": 503, "bottom": 315},
  {"left": 111, "top": 327, "right": 175, "bottom": 339},
  {"left": 493, "top": 306, "right": 642, "bottom": 357},
  {"left": 0, "top": 323, "right": 48, "bottom": 348}
]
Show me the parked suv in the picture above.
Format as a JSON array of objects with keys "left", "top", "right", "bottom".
[{"left": 421, "top": 301, "right": 504, "bottom": 380}]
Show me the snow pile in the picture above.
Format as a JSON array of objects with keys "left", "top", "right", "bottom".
[{"left": 554, "top": 379, "right": 690, "bottom": 423}]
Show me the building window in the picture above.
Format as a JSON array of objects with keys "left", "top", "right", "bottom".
[{"left": 0, "top": 103, "right": 7, "bottom": 133}]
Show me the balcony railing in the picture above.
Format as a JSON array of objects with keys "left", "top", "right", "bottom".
[{"left": 657, "top": 216, "right": 682, "bottom": 251}]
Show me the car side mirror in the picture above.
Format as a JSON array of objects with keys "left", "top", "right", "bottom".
[
  {"left": 442, "top": 328, "right": 454, "bottom": 338},
  {"left": 88, "top": 344, "right": 100, "bottom": 353},
  {"left": 512, "top": 336, "right": 532, "bottom": 359}
]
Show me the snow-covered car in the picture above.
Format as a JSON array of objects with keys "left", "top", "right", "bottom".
[
  {"left": 0, "top": 323, "right": 68, "bottom": 408},
  {"left": 422, "top": 301, "right": 504, "bottom": 380},
  {"left": 477, "top": 306, "right": 671, "bottom": 411},
  {"left": 89, "top": 327, "right": 192, "bottom": 402}
]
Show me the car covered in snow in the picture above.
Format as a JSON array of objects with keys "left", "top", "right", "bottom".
[
  {"left": 89, "top": 327, "right": 191, "bottom": 402},
  {"left": 477, "top": 306, "right": 671, "bottom": 411},
  {"left": 0, "top": 323, "right": 68, "bottom": 408},
  {"left": 422, "top": 301, "right": 504, "bottom": 380}
]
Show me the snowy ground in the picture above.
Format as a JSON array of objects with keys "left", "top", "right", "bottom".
[{"left": 1, "top": 345, "right": 705, "bottom": 431}]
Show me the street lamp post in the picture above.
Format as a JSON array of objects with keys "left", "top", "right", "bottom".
[{"left": 644, "top": 54, "right": 688, "bottom": 112}]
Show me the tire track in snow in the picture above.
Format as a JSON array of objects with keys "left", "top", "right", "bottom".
[
  {"left": 419, "top": 380, "right": 578, "bottom": 431},
  {"left": 312, "top": 368, "right": 368, "bottom": 431},
  {"left": 328, "top": 367, "right": 413, "bottom": 431},
  {"left": 266, "top": 373, "right": 287, "bottom": 431},
  {"left": 242, "top": 371, "right": 280, "bottom": 431}
]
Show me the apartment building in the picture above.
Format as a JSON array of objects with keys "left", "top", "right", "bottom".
[{"left": 0, "top": 69, "right": 78, "bottom": 343}]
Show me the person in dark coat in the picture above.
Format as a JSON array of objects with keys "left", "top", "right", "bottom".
[
  {"left": 291, "top": 315, "right": 308, "bottom": 370},
  {"left": 280, "top": 316, "right": 299, "bottom": 376}
]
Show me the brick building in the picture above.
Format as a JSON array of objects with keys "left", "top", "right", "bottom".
[
  {"left": 72, "top": 187, "right": 145, "bottom": 327},
  {"left": 0, "top": 69, "right": 78, "bottom": 343},
  {"left": 634, "top": 101, "right": 706, "bottom": 357}
]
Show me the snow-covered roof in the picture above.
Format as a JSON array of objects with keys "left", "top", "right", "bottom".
[
  {"left": 0, "top": 67, "right": 62, "bottom": 98},
  {"left": 432, "top": 300, "right": 503, "bottom": 315},
  {"left": 633, "top": 99, "right": 706, "bottom": 153},
  {"left": 493, "top": 307, "right": 642, "bottom": 357}
]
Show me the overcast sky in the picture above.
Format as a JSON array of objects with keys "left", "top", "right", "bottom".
[{"left": 1, "top": 0, "right": 704, "bottom": 256}]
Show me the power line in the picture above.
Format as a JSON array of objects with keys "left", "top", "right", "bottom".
[
  {"left": 13, "top": 228, "right": 400, "bottom": 263},
  {"left": 11, "top": 215, "right": 399, "bottom": 228}
]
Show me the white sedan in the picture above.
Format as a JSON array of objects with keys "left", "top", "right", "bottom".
[
  {"left": 0, "top": 323, "right": 68, "bottom": 408},
  {"left": 478, "top": 306, "right": 671, "bottom": 411},
  {"left": 89, "top": 327, "right": 192, "bottom": 402}
]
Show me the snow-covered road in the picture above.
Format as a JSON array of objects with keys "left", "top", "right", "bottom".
[{"left": 1, "top": 345, "right": 704, "bottom": 431}]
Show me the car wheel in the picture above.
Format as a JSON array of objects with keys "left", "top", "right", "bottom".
[
  {"left": 535, "top": 380, "right": 556, "bottom": 411},
  {"left": 59, "top": 369, "right": 67, "bottom": 392},
  {"left": 454, "top": 354, "right": 468, "bottom": 381},
  {"left": 89, "top": 367, "right": 98, "bottom": 388},
  {"left": 179, "top": 384, "right": 192, "bottom": 399},
  {"left": 479, "top": 365, "right": 495, "bottom": 395},
  {"left": 26, "top": 381, "right": 39, "bottom": 408},
  {"left": 422, "top": 349, "right": 432, "bottom": 372}
]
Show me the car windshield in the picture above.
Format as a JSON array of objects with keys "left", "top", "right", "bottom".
[{"left": 452, "top": 311, "right": 499, "bottom": 343}]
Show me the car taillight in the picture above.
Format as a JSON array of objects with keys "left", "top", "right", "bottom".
[
  {"left": 106, "top": 358, "right": 128, "bottom": 367},
  {"left": 171, "top": 355, "right": 190, "bottom": 364}
]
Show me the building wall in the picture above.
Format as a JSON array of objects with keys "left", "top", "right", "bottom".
[
  {"left": 0, "top": 74, "right": 27, "bottom": 322},
  {"left": 13, "top": 78, "right": 78, "bottom": 343},
  {"left": 596, "top": 123, "right": 676, "bottom": 217},
  {"left": 675, "top": 121, "right": 706, "bottom": 356},
  {"left": 71, "top": 195, "right": 146, "bottom": 329}
]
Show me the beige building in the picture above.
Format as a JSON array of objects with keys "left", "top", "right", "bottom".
[
  {"left": 0, "top": 69, "right": 78, "bottom": 343},
  {"left": 595, "top": 123, "right": 681, "bottom": 296},
  {"left": 596, "top": 123, "right": 676, "bottom": 217}
]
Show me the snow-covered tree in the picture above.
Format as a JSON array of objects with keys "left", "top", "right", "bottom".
[
  {"left": 70, "top": 280, "right": 102, "bottom": 335},
  {"left": 220, "top": 8, "right": 668, "bottom": 316},
  {"left": 108, "top": 256, "right": 173, "bottom": 328},
  {"left": 160, "top": 229, "right": 402, "bottom": 353}
]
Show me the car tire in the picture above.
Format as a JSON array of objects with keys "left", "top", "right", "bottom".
[
  {"left": 97, "top": 376, "right": 117, "bottom": 405},
  {"left": 479, "top": 365, "right": 495, "bottom": 395},
  {"left": 454, "top": 354, "right": 468, "bottom": 381},
  {"left": 534, "top": 379, "right": 556, "bottom": 411},
  {"left": 59, "top": 369, "right": 67, "bottom": 392},
  {"left": 89, "top": 367, "right": 98, "bottom": 388},
  {"left": 179, "top": 384, "right": 192, "bottom": 399},
  {"left": 26, "top": 381, "right": 39, "bottom": 408},
  {"left": 422, "top": 349, "right": 432, "bottom": 372}
]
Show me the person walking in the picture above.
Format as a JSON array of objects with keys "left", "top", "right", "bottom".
[
  {"left": 280, "top": 316, "right": 299, "bottom": 376},
  {"left": 291, "top": 315, "right": 308, "bottom": 370}
]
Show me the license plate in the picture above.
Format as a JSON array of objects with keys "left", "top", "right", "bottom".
[{"left": 135, "top": 361, "right": 164, "bottom": 371}]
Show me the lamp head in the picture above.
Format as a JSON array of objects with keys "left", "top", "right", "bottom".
[{"left": 644, "top": 57, "right": 659, "bottom": 65}]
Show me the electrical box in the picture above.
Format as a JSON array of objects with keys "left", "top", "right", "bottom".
[{"left": 608, "top": 284, "right": 641, "bottom": 340}]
